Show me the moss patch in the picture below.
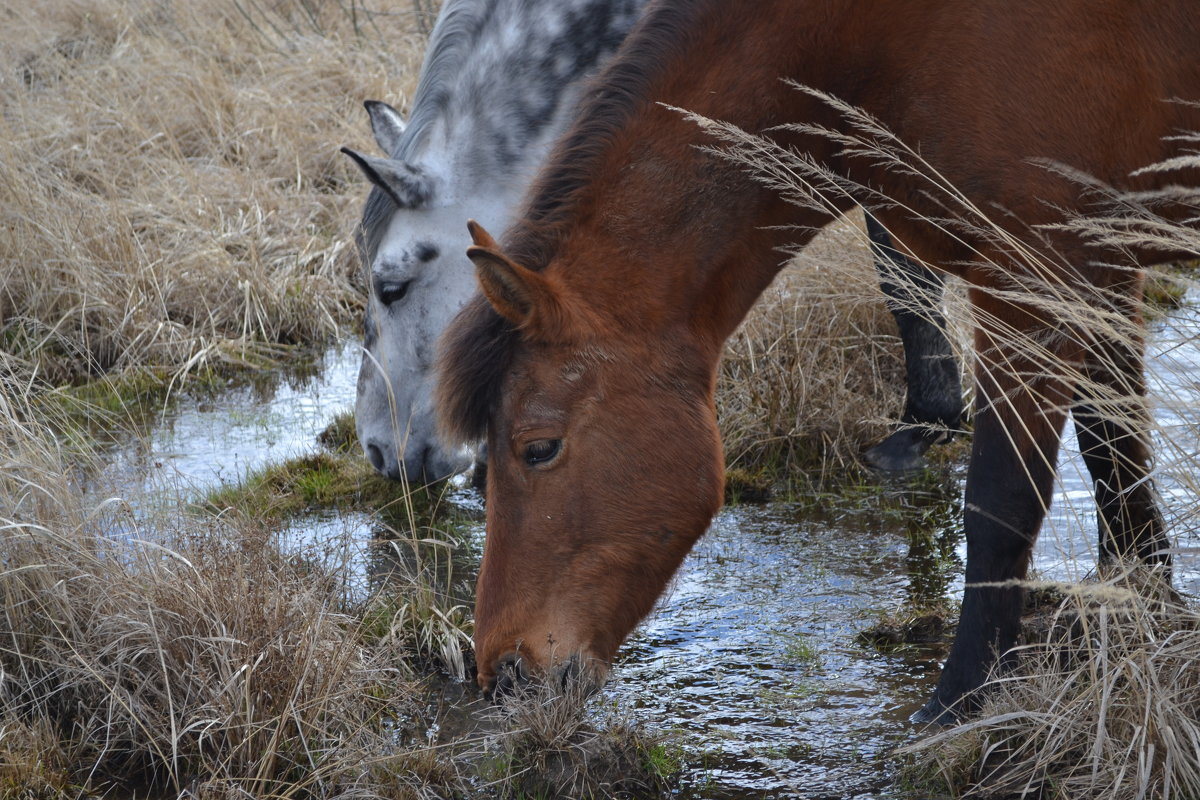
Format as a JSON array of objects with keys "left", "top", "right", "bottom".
[{"left": 203, "top": 451, "right": 417, "bottom": 523}]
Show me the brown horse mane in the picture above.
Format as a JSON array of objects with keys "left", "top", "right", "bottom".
[{"left": 436, "top": 0, "right": 720, "bottom": 446}]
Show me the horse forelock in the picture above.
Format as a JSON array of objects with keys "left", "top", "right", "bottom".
[
  {"left": 502, "top": 0, "right": 722, "bottom": 272},
  {"left": 436, "top": 295, "right": 518, "bottom": 445},
  {"left": 358, "top": 186, "right": 397, "bottom": 268}
]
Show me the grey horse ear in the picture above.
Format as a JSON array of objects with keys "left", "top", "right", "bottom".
[
  {"left": 364, "top": 100, "right": 406, "bottom": 154},
  {"left": 341, "top": 147, "right": 434, "bottom": 209}
]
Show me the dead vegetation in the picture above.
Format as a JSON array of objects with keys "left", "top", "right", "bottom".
[
  {"left": 717, "top": 214, "right": 971, "bottom": 480},
  {"left": 482, "top": 681, "right": 679, "bottom": 800},
  {"left": 904, "top": 570, "right": 1200, "bottom": 800},
  {"left": 0, "top": 379, "right": 465, "bottom": 798},
  {"left": 0, "top": 0, "right": 428, "bottom": 387}
]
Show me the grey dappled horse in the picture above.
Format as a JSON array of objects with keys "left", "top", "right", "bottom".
[{"left": 344, "top": 0, "right": 962, "bottom": 484}]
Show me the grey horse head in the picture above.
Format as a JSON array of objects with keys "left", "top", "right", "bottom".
[
  {"left": 343, "top": 0, "right": 647, "bottom": 484},
  {"left": 343, "top": 101, "right": 489, "bottom": 483}
]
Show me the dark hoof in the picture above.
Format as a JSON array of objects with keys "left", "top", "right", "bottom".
[
  {"left": 864, "top": 427, "right": 935, "bottom": 472},
  {"left": 910, "top": 694, "right": 960, "bottom": 727}
]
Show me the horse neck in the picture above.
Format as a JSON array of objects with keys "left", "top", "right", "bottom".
[
  {"left": 531, "top": 0, "right": 872, "bottom": 355},
  {"left": 400, "top": 0, "right": 645, "bottom": 182}
]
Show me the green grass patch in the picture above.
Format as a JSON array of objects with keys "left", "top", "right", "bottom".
[
  {"left": 317, "top": 409, "right": 359, "bottom": 454},
  {"left": 199, "top": 448, "right": 472, "bottom": 528}
]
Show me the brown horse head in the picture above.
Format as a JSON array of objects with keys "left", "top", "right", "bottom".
[{"left": 440, "top": 221, "right": 726, "bottom": 692}]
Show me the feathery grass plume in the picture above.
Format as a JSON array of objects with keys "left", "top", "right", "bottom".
[
  {"left": 681, "top": 91, "right": 1199, "bottom": 797},
  {"left": 682, "top": 87, "right": 1199, "bottom": 500},
  {"left": 899, "top": 144, "right": 1200, "bottom": 800},
  {"left": 903, "top": 568, "right": 1200, "bottom": 799}
]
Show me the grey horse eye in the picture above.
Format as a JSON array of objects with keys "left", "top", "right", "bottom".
[{"left": 377, "top": 280, "right": 413, "bottom": 306}]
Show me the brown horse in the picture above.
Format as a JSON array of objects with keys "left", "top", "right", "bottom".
[{"left": 436, "top": 0, "right": 1199, "bottom": 722}]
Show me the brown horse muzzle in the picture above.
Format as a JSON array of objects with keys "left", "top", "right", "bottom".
[{"left": 481, "top": 650, "right": 608, "bottom": 701}]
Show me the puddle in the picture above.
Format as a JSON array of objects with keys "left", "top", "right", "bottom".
[
  {"left": 90, "top": 293, "right": 1200, "bottom": 798},
  {"left": 102, "top": 345, "right": 361, "bottom": 496},
  {"left": 613, "top": 499, "right": 956, "bottom": 799}
]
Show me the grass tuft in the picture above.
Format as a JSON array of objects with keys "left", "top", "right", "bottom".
[
  {"left": 484, "top": 681, "right": 679, "bottom": 800},
  {"left": 904, "top": 569, "right": 1200, "bottom": 800}
]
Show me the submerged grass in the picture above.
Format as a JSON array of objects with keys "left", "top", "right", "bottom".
[{"left": 204, "top": 450, "right": 404, "bottom": 521}]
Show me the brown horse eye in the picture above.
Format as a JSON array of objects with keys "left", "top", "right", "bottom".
[{"left": 524, "top": 439, "right": 561, "bottom": 466}]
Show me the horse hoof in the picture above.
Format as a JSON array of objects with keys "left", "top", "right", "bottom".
[
  {"left": 910, "top": 694, "right": 959, "bottom": 727},
  {"left": 863, "top": 428, "right": 931, "bottom": 472}
]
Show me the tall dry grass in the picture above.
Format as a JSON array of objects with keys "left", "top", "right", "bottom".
[
  {"left": 717, "top": 213, "right": 969, "bottom": 478},
  {"left": 0, "top": 0, "right": 427, "bottom": 386},
  {"left": 0, "top": 378, "right": 481, "bottom": 798},
  {"left": 905, "top": 570, "right": 1200, "bottom": 800}
]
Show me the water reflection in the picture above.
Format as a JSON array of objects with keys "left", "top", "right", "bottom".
[{"left": 613, "top": 499, "right": 951, "bottom": 799}]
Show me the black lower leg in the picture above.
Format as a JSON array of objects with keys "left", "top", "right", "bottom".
[
  {"left": 1072, "top": 399, "right": 1169, "bottom": 569},
  {"left": 917, "top": 350, "right": 1065, "bottom": 724},
  {"left": 864, "top": 212, "right": 964, "bottom": 470}
]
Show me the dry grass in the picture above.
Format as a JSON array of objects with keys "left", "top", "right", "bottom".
[
  {"left": 904, "top": 570, "right": 1200, "bottom": 800},
  {"left": 0, "top": 0, "right": 428, "bottom": 387},
  {"left": 717, "top": 213, "right": 971, "bottom": 479},
  {"left": 482, "top": 681, "right": 679, "bottom": 800},
  {"left": 0, "top": 379, "right": 475, "bottom": 798}
]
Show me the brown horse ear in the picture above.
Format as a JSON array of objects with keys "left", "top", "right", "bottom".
[{"left": 466, "top": 220, "right": 565, "bottom": 333}]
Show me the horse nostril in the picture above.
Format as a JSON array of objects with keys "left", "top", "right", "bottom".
[
  {"left": 486, "top": 653, "right": 527, "bottom": 701},
  {"left": 365, "top": 443, "right": 386, "bottom": 474},
  {"left": 556, "top": 657, "right": 579, "bottom": 691}
]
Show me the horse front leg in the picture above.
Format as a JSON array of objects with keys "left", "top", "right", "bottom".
[
  {"left": 862, "top": 212, "right": 965, "bottom": 471},
  {"left": 915, "top": 300, "right": 1075, "bottom": 723}
]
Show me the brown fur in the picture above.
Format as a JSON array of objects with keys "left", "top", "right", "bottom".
[{"left": 436, "top": 0, "right": 1198, "bottom": 714}]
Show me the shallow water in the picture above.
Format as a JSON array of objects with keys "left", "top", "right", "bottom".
[
  {"left": 1037, "top": 299, "right": 1200, "bottom": 595},
  {"left": 101, "top": 293, "right": 1200, "bottom": 798},
  {"left": 613, "top": 497, "right": 958, "bottom": 799}
]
